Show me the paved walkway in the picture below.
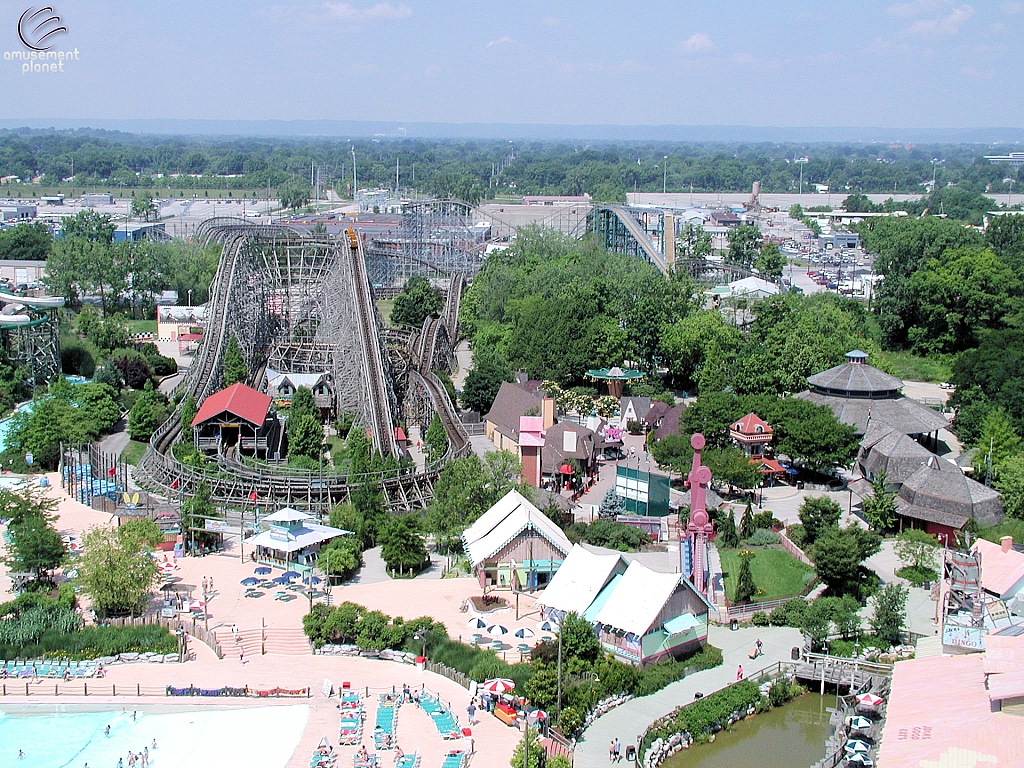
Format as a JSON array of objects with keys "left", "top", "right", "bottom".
[
  {"left": 864, "top": 539, "right": 940, "bottom": 638},
  {"left": 350, "top": 546, "right": 392, "bottom": 585},
  {"left": 574, "top": 625, "right": 803, "bottom": 767}
]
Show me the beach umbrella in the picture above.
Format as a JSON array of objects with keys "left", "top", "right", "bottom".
[
  {"left": 845, "top": 755, "right": 873, "bottom": 767},
  {"left": 488, "top": 625, "right": 509, "bottom": 636},
  {"left": 303, "top": 575, "right": 322, "bottom": 585},
  {"left": 515, "top": 627, "right": 535, "bottom": 639},
  {"left": 240, "top": 577, "right": 259, "bottom": 586},
  {"left": 481, "top": 678, "right": 515, "bottom": 695},
  {"left": 467, "top": 617, "right": 487, "bottom": 629},
  {"left": 187, "top": 599, "right": 205, "bottom": 612},
  {"left": 281, "top": 570, "right": 301, "bottom": 580},
  {"left": 273, "top": 575, "right": 291, "bottom": 584},
  {"left": 846, "top": 716, "right": 873, "bottom": 732},
  {"left": 527, "top": 710, "right": 548, "bottom": 723},
  {"left": 537, "top": 619, "right": 559, "bottom": 632},
  {"left": 855, "top": 693, "right": 884, "bottom": 709},
  {"left": 844, "top": 740, "right": 870, "bottom": 755},
  {"left": 254, "top": 566, "right": 272, "bottom": 575}
]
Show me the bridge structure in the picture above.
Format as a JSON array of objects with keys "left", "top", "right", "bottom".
[
  {"left": 134, "top": 219, "right": 469, "bottom": 513},
  {"left": 587, "top": 204, "right": 783, "bottom": 287}
]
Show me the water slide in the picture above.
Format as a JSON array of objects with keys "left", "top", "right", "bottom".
[{"left": 0, "top": 291, "right": 65, "bottom": 327}]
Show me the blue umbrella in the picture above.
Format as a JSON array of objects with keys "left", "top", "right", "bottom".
[
  {"left": 254, "top": 566, "right": 272, "bottom": 575},
  {"left": 281, "top": 571, "right": 301, "bottom": 580},
  {"left": 272, "top": 575, "right": 291, "bottom": 584},
  {"left": 240, "top": 577, "right": 259, "bottom": 586},
  {"left": 303, "top": 575, "right": 323, "bottom": 585}
]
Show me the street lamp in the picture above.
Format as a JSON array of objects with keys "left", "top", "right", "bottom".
[
  {"left": 187, "top": 289, "right": 193, "bottom": 307},
  {"left": 413, "top": 630, "right": 427, "bottom": 660},
  {"left": 663, "top": 156, "right": 668, "bottom": 195},
  {"left": 795, "top": 157, "right": 808, "bottom": 196}
]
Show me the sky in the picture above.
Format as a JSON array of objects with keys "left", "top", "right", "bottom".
[{"left": 1, "top": 0, "right": 1022, "bottom": 130}]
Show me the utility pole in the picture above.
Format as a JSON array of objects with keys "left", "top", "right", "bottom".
[
  {"left": 351, "top": 147, "right": 357, "bottom": 207},
  {"left": 663, "top": 155, "right": 668, "bottom": 194},
  {"left": 555, "top": 627, "right": 562, "bottom": 717}
]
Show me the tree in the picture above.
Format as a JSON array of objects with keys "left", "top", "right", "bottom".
[
  {"left": 770, "top": 400, "right": 859, "bottom": 472},
  {"left": 996, "top": 455, "right": 1024, "bottom": 519},
  {"left": 180, "top": 395, "right": 197, "bottom": 433},
  {"left": 278, "top": 182, "right": 310, "bottom": 210},
  {"left": 870, "top": 582, "right": 909, "bottom": 645},
  {"left": 181, "top": 482, "right": 215, "bottom": 534},
  {"left": 379, "top": 514, "right": 428, "bottom": 573},
  {"left": 739, "top": 501, "right": 755, "bottom": 540},
  {"left": 61, "top": 210, "right": 116, "bottom": 243},
  {"left": 813, "top": 526, "right": 882, "bottom": 597},
  {"left": 0, "top": 220, "right": 53, "bottom": 260},
  {"left": 4, "top": 513, "right": 64, "bottom": 583},
  {"left": 861, "top": 473, "right": 898, "bottom": 532},
  {"left": 716, "top": 507, "right": 740, "bottom": 549},
  {"left": 676, "top": 222, "right": 712, "bottom": 260},
  {"left": 560, "top": 611, "right": 601, "bottom": 662},
  {"left": 0, "top": 486, "right": 58, "bottom": 527},
  {"left": 131, "top": 195, "right": 157, "bottom": 222},
  {"left": 754, "top": 242, "right": 786, "bottom": 278},
  {"left": 390, "top": 275, "right": 443, "bottom": 329},
  {"left": 842, "top": 193, "right": 879, "bottom": 213},
  {"left": 978, "top": 407, "right": 1022, "bottom": 481},
  {"left": 798, "top": 496, "right": 842, "bottom": 545},
  {"left": 288, "top": 414, "right": 324, "bottom": 461},
  {"left": 77, "top": 524, "right": 160, "bottom": 617},
  {"left": 726, "top": 224, "right": 763, "bottom": 269},
  {"left": 598, "top": 488, "right": 625, "bottom": 520},
  {"left": 128, "top": 380, "right": 171, "bottom": 442},
  {"left": 288, "top": 386, "right": 318, "bottom": 422},
  {"left": 894, "top": 528, "right": 941, "bottom": 573},
  {"left": 424, "top": 413, "right": 448, "bottom": 459},
  {"left": 222, "top": 335, "right": 247, "bottom": 387},
  {"left": 461, "top": 349, "right": 513, "bottom": 415},
  {"left": 509, "top": 714, "right": 545, "bottom": 768},
  {"left": 318, "top": 536, "right": 363, "bottom": 583},
  {"left": 734, "top": 551, "right": 757, "bottom": 603}
]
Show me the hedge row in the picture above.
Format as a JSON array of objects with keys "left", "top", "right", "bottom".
[{"left": 0, "top": 625, "right": 176, "bottom": 660}]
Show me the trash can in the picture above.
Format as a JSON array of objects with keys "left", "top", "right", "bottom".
[
  {"left": 731, "top": 619, "right": 739, "bottom": 631},
  {"left": 791, "top": 646, "right": 801, "bottom": 661}
]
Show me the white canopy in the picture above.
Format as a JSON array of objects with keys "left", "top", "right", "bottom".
[
  {"left": 462, "top": 489, "right": 572, "bottom": 568},
  {"left": 594, "top": 560, "right": 684, "bottom": 637},
  {"left": 537, "top": 544, "right": 626, "bottom": 617},
  {"left": 263, "top": 507, "right": 315, "bottom": 523}
]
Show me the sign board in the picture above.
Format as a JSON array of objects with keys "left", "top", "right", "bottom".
[
  {"left": 988, "top": 600, "right": 1010, "bottom": 623},
  {"left": 942, "top": 623, "right": 986, "bottom": 651},
  {"left": 614, "top": 465, "right": 671, "bottom": 517},
  {"left": 204, "top": 519, "right": 231, "bottom": 533},
  {"left": 322, "top": 678, "right": 334, "bottom": 698}
]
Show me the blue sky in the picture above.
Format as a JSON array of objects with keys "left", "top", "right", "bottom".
[{"left": 1, "top": 0, "right": 1021, "bottom": 128}]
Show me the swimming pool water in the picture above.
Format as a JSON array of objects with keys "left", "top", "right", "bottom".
[{"left": 0, "top": 705, "right": 309, "bottom": 768}]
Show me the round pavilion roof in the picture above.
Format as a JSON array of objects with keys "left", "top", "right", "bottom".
[
  {"left": 807, "top": 351, "right": 902, "bottom": 398},
  {"left": 586, "top": 366, "right": 644, "bottom": 381}
]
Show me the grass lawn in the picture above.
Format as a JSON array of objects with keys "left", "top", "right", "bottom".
[
  {"left": 720, "top": 546, "right": 816, "bottom": 603},
  {"left": 873, "top": 349, "right": 952, "bottom": 384},
  {"left": 119, "top": 440, "right": 148, "bottom": 466},
  {"left": 125, "top": 319, "right": 157, "bottom": 336},
  {"left": 377, "top": 299, "right": 395, "bottom": 325}
]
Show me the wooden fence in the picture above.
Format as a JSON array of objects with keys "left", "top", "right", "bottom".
[
  {"left": 424, "top": 660, "right": 470, "bottom": 690},
  {"left": 779, "top": 530, "right": 814, "bottom": 566},
  {"left": 103, "top": 614, "right": 223, "bottom": 659}
]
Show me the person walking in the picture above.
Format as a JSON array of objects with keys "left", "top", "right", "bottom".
[
  {"left": 467, "top": 701, "right": 476, "bottom": 725},
  {"left": 609, "top": 739, "right": 615, "bottom": 762},
  {"left": 736, "top": 665, "right": 744, "bottom": 681},
  {"left": 756, "top": 638, "right": 763, "bottom": 657},
  {"left": 613, "top": 738, "right": 621, "bottom": 762}
]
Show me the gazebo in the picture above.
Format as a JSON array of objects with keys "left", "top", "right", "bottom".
[
  {"left": 247, "top": 507, "right": 351, "bottom": 573},
  {"left": 585, "top": 366, "right": 644, "bottom": 399}
]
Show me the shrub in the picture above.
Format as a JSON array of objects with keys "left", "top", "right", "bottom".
[
  {"left": 769, "top": 598, "right": 808, "bottom": 627},
  {"left": 752, "top": 511, "right": 781, "bottom": 530},
  {"left": 634, "top": 645, "right": 723, "bottom": 697},
  {"left": 786, "top": 524, "right": 807, "bottom": 548},
  {"left": 744, "top": 528, "right": 780, "bottom": 546},
  {"left": 750, "top": 611, "right": 770, "bottom": 626},
  {"left": 643, "top": 679, "right": 760, "bottom": 753},
  {"left": 0, "top": 624, "right": 176, "bottom": 660},
  {"left": 557, "top": 706, "right": 583, "bottom": 738},
  {"left": 895, "top": 565, "right": 938, "bottom": 587}
]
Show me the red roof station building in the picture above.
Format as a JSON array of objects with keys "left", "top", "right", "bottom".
[
  {"left": 191, "top": 382, "right": 279, "bottom": 460},
  {"left": 729, "top": 412, "right": 785, "bottom": 478}
]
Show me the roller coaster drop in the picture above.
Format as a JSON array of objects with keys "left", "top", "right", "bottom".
[{"left": 134, "top": 219, "right": 469, "bottom": 512}]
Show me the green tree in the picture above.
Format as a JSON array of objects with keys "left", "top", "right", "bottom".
[
  {"left": 61, "top": 210, "right": 116, "bottom": 243},
  {"left": 509, "top": 716, "right": 544, "bottom": 768},
  {"left": 893, "top": 528, "right": 940, "bottom": 573},
  {"left": 978, "top": 407, "right": 1022, "bottom": 480},
  {"left": 288, "top": 414, "right": 324, "bottom": 461},
  {"left": 660, "top": 310, "right": 742, "bottom": 393},
  {"left": 798, "top": 496, "right": 842, "bottom": 545},
  {"left": 996, "top": 455, "right": 1024, "bottom": 520},
  {"left": 379, "top": 514, "right": 428, "bottom": 573},
  {"left": 754, "top": 241, "right": 786, "bottom": 278},
  {"left": 870, "top": 582, "right": 909, "bottom": 645},
  {"left": 734, "top": 551, "right": 757, "bottom": 603},
  {"left": 861, "top": 473, "right": 898, "bottom": 532},
  {"left": 0, "top": 220, "right": 53, "bottom": 260},
  {"left": 461, "top": 348, "right": 513, "bottom": 414},
  {"left": 717, "top": 507, "right": 740, "bottom": 549},
  {"left": 288, "top": 386, "right": 318, "bottom": 422},
  {"left": 77, "top": 524, "right": 160, "bottom": 617},
  {"left": 390, "top": 275, "right": 443, "bottom": 330},
  {"left": 522, "top": 663, "right": 559, "bottom": 710},
  {"left": 131, "top": 195, "right": 157, "bottom": 222},
  {"left": 3, "top": 512, "right": 64, "bottom": 582},
  {"left": 222, "top": 335, "right": 247, "bottom": 387},
  {"left": 676, "top": 222, "right": 712, "bottom": 260},
  {"left": 128, "top": 380, "right": 171, "bottom": 442},
  {"left": 181, "top": 482, "right": 215, "bottom": 534},
  {"left": 726, "top": 224, "right": 763, "bottom": 269},
  {"left": 424, "top": 413, "right": 448, "bottom": 459},
  {"left": 180, "top": 395, "right": 197, "bottom": 432},
  {"left": 739, "top": 501, "right": 755, "bottom": 540},
  {"left": 813, "top": 526, "right": 882, "bottom": 597},
  {"left": 278, "top": 182, "right": 310, "bottom": 210},
  {"left": 560, "top": 611, "right": 601, "bottom": 662},
  {"left": 318, "top": 536, "right": 363, "bottom": 583},
  {"left": 0, "top": 487, "right": 57, "bottom": 527}
]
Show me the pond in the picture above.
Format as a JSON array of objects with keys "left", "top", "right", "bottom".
[{"left": 661, "top": 692, "right": 836, "bottom": 768}]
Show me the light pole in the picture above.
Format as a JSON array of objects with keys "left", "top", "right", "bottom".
[
  {"left": 187, "top": 289, "right": 193, "bottom": 307},
  {"left": 663, "top": 156, "right": 668, "bottom": 195},
  {"left": 796, "top": 157, "right": 808, "bottom": 196},
  {"left": 932, "top": 158, "right": 941, "bottom": 191}
]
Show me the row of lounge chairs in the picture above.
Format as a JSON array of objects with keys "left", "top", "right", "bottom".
[
  {"left": 440, "top": 751, "right": 466, "bottom": 768},
  {"left": 339, "top": 690, "right": 364, "bottom": 746},
  {"left": 373, "top": 692, "right": 402, "bottom": 750},
  {"left": 417, "top": 690, "right": 462, "bottom": 740},
  {"left": 0, "top": 659, "right": 102, "bottom": 679}
]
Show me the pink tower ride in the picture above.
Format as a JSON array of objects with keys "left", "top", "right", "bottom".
[{"left": 686, "top": 433, "right": 714, "bottom": 597}]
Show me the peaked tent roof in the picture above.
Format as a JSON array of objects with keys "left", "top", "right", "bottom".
[
  {"left": 193, "top": 382, "right": 272, "bottom": 427},
  {"left": 807, "top": 355, "right": 903, "bottom": 396},
  {"left": 462, "top": 489, "right": 573, "bottom": 568},
  {"left": 594, "top": 560, "right": 685, "bottom": 637},
  {"left": 793, "top": 389, "right": 949, "bottom": 436},
  {"left": 263, "top": 507, "right": 315, "bottom": 523},
  {"left": 858, "top": 422, "right": 935, "bottom": 485},
  {"left": 537, "top": 544, "right": 627, "bottom": 617},
  {"left": 731, "top": 412, "right": 773, "bottom": 435}
]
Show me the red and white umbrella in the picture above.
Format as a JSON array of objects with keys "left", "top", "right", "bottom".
[
  {"left": 855, "top": 693, "right": 884, "bottom": 708},
  {"left": 187, "top": 599, "right": 205, "bottom": 612},
  {"left": 481, "top": 678, "right": 515, "bottom": 695},
  {"left": 527, "top": 710, "right": 548, "bottom": 723}
]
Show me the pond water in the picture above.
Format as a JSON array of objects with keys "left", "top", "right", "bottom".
[{"left": 661, "top": 692, "right": 836, "bottom": 768}]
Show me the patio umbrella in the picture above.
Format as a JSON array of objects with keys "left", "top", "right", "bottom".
[
  {"left": 303, "top": 576, "right": 322, "bottom": 585},
  {"left": 845, "top": 755, "right": 873, "bottom": 767},
  {"left": 527, "top": 710, "right": 548, "bottom": 723},
  {"left": 481, "top": 678, "right": 515, "bottom": 695},
  {"left": 844, "top": 740, "right": 870, "bottom": 755},
  {"left": 515, "top": 627, "right": 536, "bottom": 639},
  {"left": 488, "top": 625, "right": 509, "bottom": 636},
  {"left": 187, "top": 599, "right": 205, "bottom": 612},
  {"left": 240, "top": 577, "right": 259, "bottom": 586},
  {"left": 254, "top": 566, "right": 272, "bottom": 575},
  {"left": 846, "top": 716, "right": 873, "bottom": 731},
  {"left": 272, "top": 575, "right": 291, "bottom": 585},
  {"left": 467, "top": 617, "right": 487, "bottom": 629},
  {"left": 537, "top": 620, "right": 559, "bottom": 632},
  {"left": 281, "top": 570, "right": 301, "bottom": 580},
  {"left": 854, "top": 693, "right": 884, "bottom": 709}
]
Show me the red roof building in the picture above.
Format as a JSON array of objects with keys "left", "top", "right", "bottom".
[
  {"left": 192, "top": 383, "right": 275, "bottom": 458},
  {"left": 730, "top": 413, "right": 773, "bottom": 457}
]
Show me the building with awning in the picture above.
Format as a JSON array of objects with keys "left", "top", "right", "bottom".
[
  {"left": 192, "top": 382, "right": 278, "bottom": 459},
  {"left": 592, "top": 559, "right": 712, "bottom": 667},
  {"left": 247, "top": 507, "right": 351, "bottom": 573},
  {"left": 537, "top": 544, "right": 628, "bottom": 623},
  {"left": 462, "top": 489, "right": 572, "bottom": 592}
]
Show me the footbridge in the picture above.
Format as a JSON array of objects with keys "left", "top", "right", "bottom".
[{"left": 134, "top": 221, "right": 470, "bottom": 513}]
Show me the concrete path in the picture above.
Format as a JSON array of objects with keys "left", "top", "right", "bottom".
[
  {"left": 350, "top": 546, "right": 392, "bottom": 585},
  {"left": 98, "top": 417, "right": 130, "bottom": 457},
  {"left": 574, "top": 625, "right": 803, "bottom": 767}
]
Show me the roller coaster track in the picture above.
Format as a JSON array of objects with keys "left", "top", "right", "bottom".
[
  {"left": 345, "top": 228, "right": 399, "bottom": 456},
  {"left": 598, "top": 205, "right": 670, "bottom": 275}
]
